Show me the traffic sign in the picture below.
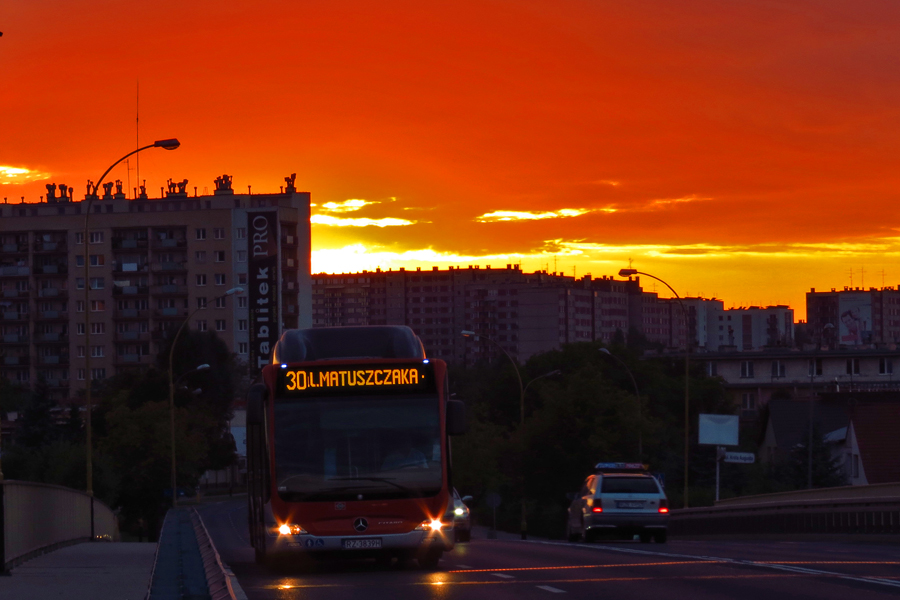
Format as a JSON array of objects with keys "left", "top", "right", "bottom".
[
  {"left": 723, "top": 452, "right": 755, "bottom": 464},
  {"left": 486, "top": 493, "right": 502, "bottom": 508}
]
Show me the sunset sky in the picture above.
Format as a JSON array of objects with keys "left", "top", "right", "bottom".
[{"left": 3, "top": 1, "right": 900, "bottom": 319}]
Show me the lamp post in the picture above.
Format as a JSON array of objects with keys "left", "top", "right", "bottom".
[
  {"left": 461, "top": 331, "right": 559, "bottom": 540},
  {"left": 83, "top": 138, "right": 180, "bottom": 508},
  {"left": 168, "top": 287, "right": 242, "bottom": 507},
  {"left": 619, "top": 268, "right": 691, "bottom": 508},
  {"left": 599, "top": 348, "right": 642, "bottom": 461}
]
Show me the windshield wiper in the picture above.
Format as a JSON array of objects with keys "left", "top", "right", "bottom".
[{"left": 329, "top": 477, "right": 416, "bottom": 494}]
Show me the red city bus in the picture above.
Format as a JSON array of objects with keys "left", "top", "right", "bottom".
[{"left": 246, "top": 326, "right": 466, "bottom": 568}]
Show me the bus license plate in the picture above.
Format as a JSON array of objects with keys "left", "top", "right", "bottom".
[
  {"left": 616, "top": 501, "right": 644, "bottom": 509},
  {"left": 342, "top": 538, "right": 382, "bottom": 550}
]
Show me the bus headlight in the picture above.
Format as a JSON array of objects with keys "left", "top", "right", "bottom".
[
  {"left": 415, "top": 519, "right": 444, "bottom": 532},
  {"left": 277, "top": 524, "right": 307, "bottom": 535}
]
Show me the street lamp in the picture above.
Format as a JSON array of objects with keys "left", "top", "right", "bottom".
[
  {"left": 461, "top": 331, "right": 559, "bottom": 540},
  {"left": 168, "top": 287, "right": 242, "bottom": 507},
  {"left": 83, "top": 138, "right": 180, "bottom": 512},
  {"left": 599, "top": 348, "right": 642, "bottom": 461},
  {"left": 619, "top": 268, "right": 691, "bottom": 508}
]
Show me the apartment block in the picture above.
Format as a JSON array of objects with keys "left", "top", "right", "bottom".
[
  {"left": 807, "top": 286, "right": 900, "bottom": 348},
  {"left": 0, "top": 174, "right": 311, "bottom": 402}
]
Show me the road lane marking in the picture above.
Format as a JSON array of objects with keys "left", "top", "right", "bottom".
[
  {"left": 446, "top": 560, "right": 718, "bottom": 574},
  {"left": 536, "top": 585, "right": 566, "bottom": 593},
  {"left": 492, "top": 573, "right": 515, "bottom": 579},
  {"left": 457, "top": 564, "right": 473, "bottom": 569},
  {"left": 522, "top": 539, "right": 900, "bottom": 590}
]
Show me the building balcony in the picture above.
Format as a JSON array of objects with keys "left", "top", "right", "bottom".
[
  {"left": 2, "top": 312, "right": 27, "bottom": 321},
  {"left": 36, "top": 332, "right": 68, "bottom": 343},
  {"left": 0, "top": 334, "right": 28, "bottom": 344},
  {"left": 151, "top": 262, "right": 187, "bottom": 273},
  {"left": 113, "top": 286, "right": 150, "bottom": 296},
  {"left": 115, "top": 353, "right": 151, "bottom": 365},
  {"left": 38, "top": 287, "right": 68, "bottom": 298},
  {"left": 112, "top": 238, "right": 149, "bottom": 250},
  {"left": 113, "top": 263, "right": 150, "bottom": 274},
  {"left": 1, "top": 243, "right": 28, "bottom": 254},
  {"left": 33, "top": 241, "right": 67, "bottom": 253},
  {"left": 2, "top": 356, "right": 30, "bottom": 366},
  {"left": 34, "top": 265, "right": 68, "bottom": 275},
  {"left": 0, "top": 266, "right": 30, "bottom": 277},
  {"left": 114, "top": 309, "right": 149, "bottom": 320},
  {"left": 36, "top": 311, "right": 68, "bottom": 321},
  {"left": 150, "top": 238, "right": 186, "bottom": 249},
  {"left": 114, "top": 331, "right": 150, "bottom": 342},
  {"left": 150, "top": 284, "right": 188, "bottom": 296},
  {"left": 154, "top": 308, "right": 188, "bottom": 319},
  {"left": 1, "top": 289, "right": 30, "bottom": 299},
  {"left": 38, "top": 355, "right": 69, "bottom": 366}
]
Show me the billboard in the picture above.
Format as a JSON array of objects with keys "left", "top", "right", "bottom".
[
  {"left": 838, "top": 293, "right": 872, "bottom": 346},
  {"left": 698, "top": 413, "right": 739, "bottom": 446},
  {"left": 248, "top": 211, "right": 279, "bottom": 378}
]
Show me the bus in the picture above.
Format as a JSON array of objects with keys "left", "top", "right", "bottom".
[{"left": 246, "top": 326, "right": 466, "bottom": 568}]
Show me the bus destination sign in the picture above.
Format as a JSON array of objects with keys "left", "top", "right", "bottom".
[{"left": 278, "top": 363, "right": 432, "bottom": 396}]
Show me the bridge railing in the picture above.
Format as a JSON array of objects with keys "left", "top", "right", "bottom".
[
  {"left": 2, "top": 480, "right": 119, "bottom": 570},
  {"left": 670, "top": 482, "right": 900, "bottom": 536}
]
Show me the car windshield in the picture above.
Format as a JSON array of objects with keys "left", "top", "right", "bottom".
[
  {"left": 273, "top": 393, "right": 442, "bottom": 501},
  {"left": 600, "top": 477, "right": 660, "bottom": 494}
]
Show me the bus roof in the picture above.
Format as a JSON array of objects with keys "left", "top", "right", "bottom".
[{"left": 272, "top": 326, "right": 426, "bottom": 363}]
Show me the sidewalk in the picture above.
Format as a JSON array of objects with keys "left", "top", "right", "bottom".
[{"left": 0, "top": 541, "right": 156, "bottom": 600}]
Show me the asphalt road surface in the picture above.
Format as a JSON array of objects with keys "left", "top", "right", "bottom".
[{"left": 198, "top": 499, "right": 900, "bottom": 599}]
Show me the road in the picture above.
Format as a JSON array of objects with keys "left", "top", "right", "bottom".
[{"left": 198, "top": 499, "right": 900, "bottom": 599}]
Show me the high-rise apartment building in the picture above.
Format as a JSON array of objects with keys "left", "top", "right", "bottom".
[
  {"left": 807, "top": 286, "right": 900, "bottom": 348},
  {"left": 0, "top": 174, "right": 311, "bottom": 403}
]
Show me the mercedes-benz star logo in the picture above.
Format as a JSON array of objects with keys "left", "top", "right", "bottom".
[{"left": 353, "top": 517, "right": 369, "bottom": 532}]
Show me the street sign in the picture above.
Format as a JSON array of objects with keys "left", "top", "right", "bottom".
[
  {"left": 698, "top": 414, "right": 739, "bottom": 446},
  {"left": 486, "top": 493, "right": 502, "bottom": 508},
  {"left": 723, "top": 452, "right": 755, "bottom": 464}
]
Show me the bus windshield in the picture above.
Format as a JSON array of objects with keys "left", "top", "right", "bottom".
[{"left": 273, "top": 394, "right": 442, "bottom": 501}]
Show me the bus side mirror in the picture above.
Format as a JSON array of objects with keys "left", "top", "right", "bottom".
[
  {"left": 247, "top": 383, "right": 267, "bottom": 424},
  {"left": 447, "top": 399, "right": 466, "bottom": 435}
]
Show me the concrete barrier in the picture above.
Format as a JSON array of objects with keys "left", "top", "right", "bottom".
[{"left": 1, "top": 480, "right": 119, "bottom": 570}]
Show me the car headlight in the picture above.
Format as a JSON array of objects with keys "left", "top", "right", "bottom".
[
  {"left": 454, "top": 507, "right": 465, "bottom": 516},
  {"left": 276, "top": 524, "right": 307, "bottom": 535}
]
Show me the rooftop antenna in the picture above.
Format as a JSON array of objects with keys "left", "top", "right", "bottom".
[
  {"left": 136, "top": 80, "right": 140, "bottom": 194},
  {"left": 860, "top": 265, "right": 865, "bottom": 288},
  {"left": 881, "top": 268, "right": 886, "bottom": 288},
  {"left": 847, "top": 267, "right": 853, "bottom": 288}
]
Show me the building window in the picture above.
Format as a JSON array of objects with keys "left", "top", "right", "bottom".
[
  {"left": 76, "top": 278, "right": 85, "bottom": 290},
  {"left": 214, "top": 228, "right": 225, "bottom": 239},
  {"left": 195, "top": 251, "right": 207, "bottom": 262},
  {"left": 77, "top": 323, "right": 85, "bottom": 335},
  {"left": 215, "top": 251, "right": 225, "bottom": 262},
  {"left": 89, "top": 277, "right": 104, "bottom": 289},
  {"left": 91, "top": 368, "right": 106, "bottom": 380},
  {"left": 740, "top": 361, "right": 754, "bottom": 378},
  {"left": 91, "top": 323, "right": 105, "bottom": 334},
  {"left": 215, "top": 274, "right": 226, "bottom": 286},
  {"left": 238, "top": 296, "right": 247, "bottom": 308},
  {"left": 197, "top": 297, "right": 207, "bottom": 309},
  {"left": 75, "top": 232, "right": 84, "bottom": 244},
  {"left": 90, "top": 254, "right": 104, "bottom": 266},
  {"left": 196, "top": 228, "right": 207, "bottom": 240},
  {"left": 76, "top": 255, "right": 85, "bottom": 267},
  {"left": 215, "top": 319, "right": 226, "bottom": 332},
  {"left": 236, "top": 228, "right": 246, "bottom": 239},
  {"left": 215, "top": 296, "right": 226, "bottom": 308},
  {"left": 91, "top": 300, "right": 105, "bottom": 312},
  {"left": 707, "top": 362, "right": 717, "bottom": 377},
  {"left": 846, "top": 358, "right": 860, "bottom": 375},
  {"left": 91, "top": 345, "right": 104, "bottom": 358},
  {"left": 77, "top": 369, "right": 86, "bottom": 380},
  {"left": 89, "top": 232, "right": 104, "bottom": 244},
  {"left": 771, "top": 360, "right": 785, "bottom": 378},
  {"left": 237, "top": 250, "right": 247, "bottom": 262},
  {"left": 196, "top": 320, "right": 207, "bottom": 332},
  {"left": 196, "top": 274, "right": 207, "bottom": 286},
  {"left": 238, "top": 319, "right": 248, "bottom": 331},
  {"left": 76, "top": 300, "right": 85, "bottom": 313},
  {"left": 809, "top": 358, "right": 823, "bottom": 376},
  {"left": 238, "top": 273, "right": 247, "bottom": 285},
  {"left": 742, "top": 392, "right": 757, "bottom": 413},
  {"left": 77, "top": 346, "right": 85, "bottom": 358},
  {"left": 238, "top": 342, "right": 248, "bottom": 354},
  {"left": 880, "top": 358, "right": 893, "bottom": 375}
]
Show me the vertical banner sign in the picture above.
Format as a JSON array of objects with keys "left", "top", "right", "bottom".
[{"left": 248, "top": 211, "right": 279, "bottom": 378}]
